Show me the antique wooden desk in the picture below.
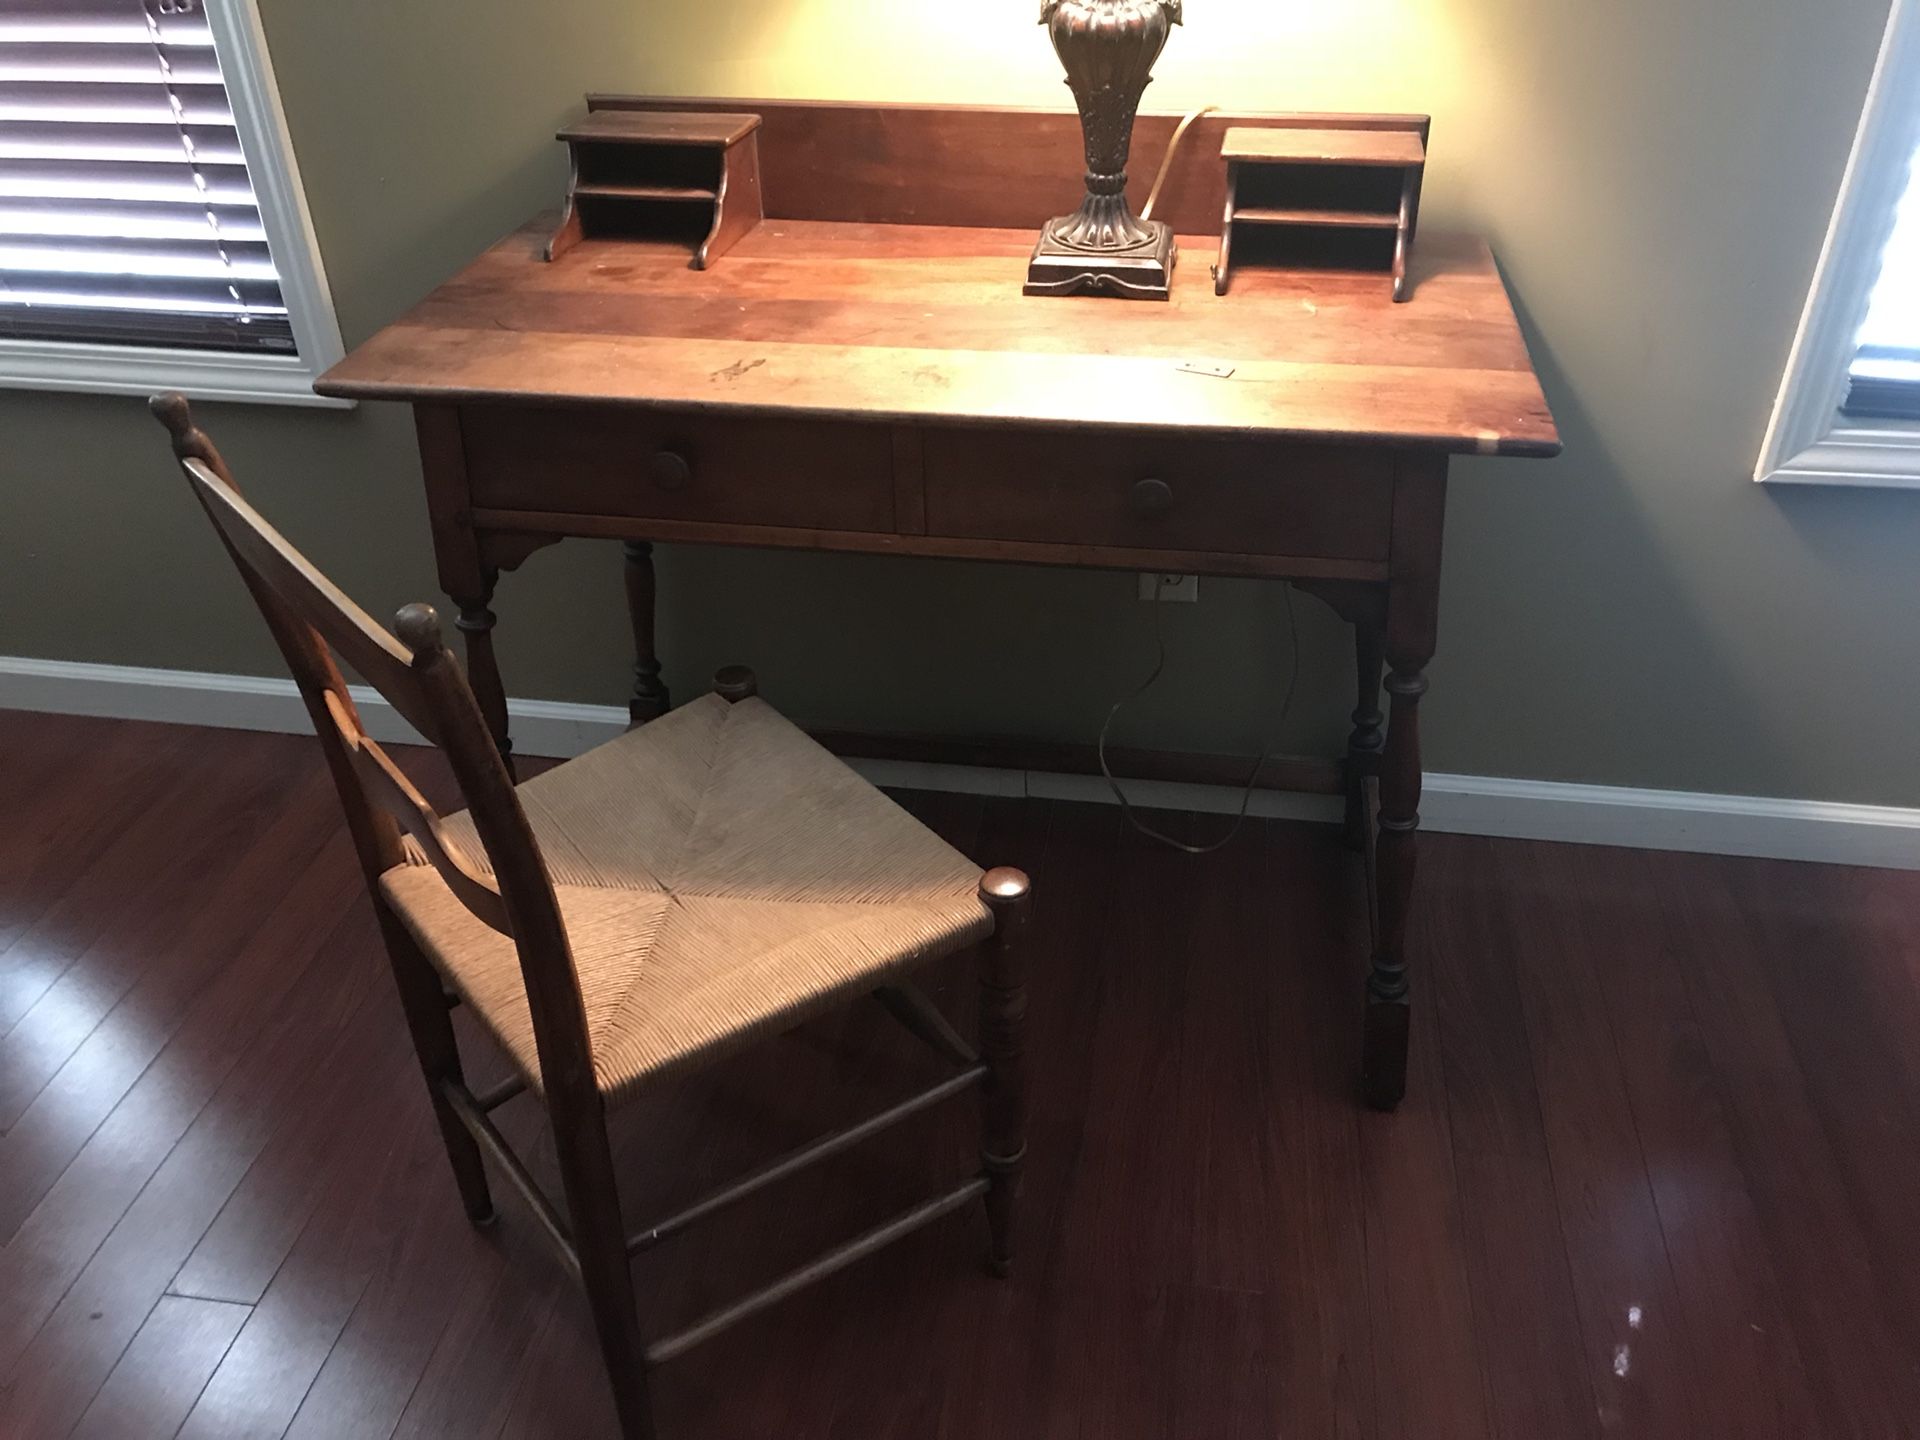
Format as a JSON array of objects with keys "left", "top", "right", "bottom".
[{"left": 318, "top": 98, "right": 1560, "bottom": 1110}]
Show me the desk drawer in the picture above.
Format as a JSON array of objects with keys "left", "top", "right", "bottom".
[
  {"left": 460, "top": 406, "right": 898, "bottom": 534},
  {"left": 922, "top": 430, "right": 1394, "bottom": 561}
]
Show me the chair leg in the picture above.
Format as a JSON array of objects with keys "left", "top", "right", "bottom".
[
  {"left": 976, "top": 868, "right": 1032, "bottom": 1278},
  {"left": 374, "top": 904, "right": 495, "bottom": 1225},
  {"left": 551, "top": 1096, "right": 657, "bottom": 1440}
]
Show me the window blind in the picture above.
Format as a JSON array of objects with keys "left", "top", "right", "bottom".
[
  {"left": 1845, "top": 141, "right": 1920, "bottom": 420},
  {"left": 0, "top": 0, "right": 293, "bottom": 354}
]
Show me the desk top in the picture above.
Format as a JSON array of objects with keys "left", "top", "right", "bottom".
[{"left": 319, "top": 214, "right": 1559, "bottom": 459}]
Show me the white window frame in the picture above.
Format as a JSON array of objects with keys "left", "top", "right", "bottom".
[
  {"left": 1759, "top": 0, "right": 1920, "bottom": 486},
  {"left": 0, "top": 0, "right": 348, "bottom": 408}
]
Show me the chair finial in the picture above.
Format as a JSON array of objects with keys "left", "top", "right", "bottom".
[
  {"left": 149, "top": 391, "right": 193, "bottom": 441},
  {"left": 150, "top": 391, "right": 237, "bottom": 483},
  {"left": 394, "top": 602, "right": 446, "bottom": 657},
  {"left": 714, "top": 665, "right": 758, "bottom": 703},
  {"left": 981, "top": 867, "right": 1031, "bottom": 905}
]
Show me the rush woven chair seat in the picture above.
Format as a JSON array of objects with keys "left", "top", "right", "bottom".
[
  {"left": 382, "top": 691, "right": 995, "bottom": 1097},
  {"left": 152, "top": 395, "right": 1032, "bottom": 1440}
]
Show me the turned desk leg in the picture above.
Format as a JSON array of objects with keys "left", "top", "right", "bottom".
[
  {"left": 623, "top": 540, "right": 670, "bottom": 725},
  {"left": 414, "top": 404, "right": 516, "bottom": 777},
  {"left": 1362, "top": 454, "right": 1446, "bottom": 1111},
  {"left": 1345, "top": 622, "right": 1386, "bottom": 852},
  {"left": 1363, "top": 658, "right": 1427, "bottom": 1111},
  {"left": 453, "top": 567, "right": 515, "bottom": 780}
]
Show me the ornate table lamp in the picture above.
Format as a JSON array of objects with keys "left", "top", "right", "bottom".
[{"left": 1026, "top": 0, "right": 1183, "bottom": 301}]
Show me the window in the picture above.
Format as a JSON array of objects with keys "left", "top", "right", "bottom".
[
  {"left": 1846, "top": 165, "right": 1920, "bottom": 419},
  {"left": 0, "top": 0, "right": 344, "bottom": 406},
  {"left": 1759, "top": 0, "right": 1920, "bottom": 485}
]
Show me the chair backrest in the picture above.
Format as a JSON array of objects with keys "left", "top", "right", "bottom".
[{"left": 150, "top": 393, "right": 599, "bottom": 1101}]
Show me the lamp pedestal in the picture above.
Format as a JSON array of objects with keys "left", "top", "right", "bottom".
[{"left": 1026, "top": 0, "right": 1183, "bottom": 301}]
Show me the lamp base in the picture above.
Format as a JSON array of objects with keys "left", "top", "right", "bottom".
[{"left": 1024, "top": 218, "right": 1176, "bottom": 301}]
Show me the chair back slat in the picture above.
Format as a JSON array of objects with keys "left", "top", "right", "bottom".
[
  {"left": 180, "top": 458, "right": 449, "bottom": 746},
  {"left": 322, "top": 691, "right": 510, "bottom": 933}
]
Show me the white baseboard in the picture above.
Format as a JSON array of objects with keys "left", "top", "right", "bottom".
[{"left": 4, "top": 654, "right": 1917, "bottom": 871}]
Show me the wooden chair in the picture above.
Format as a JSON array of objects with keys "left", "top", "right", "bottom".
[{"left": 150, "top": 394, "right": 1031, "bottom": 1440}]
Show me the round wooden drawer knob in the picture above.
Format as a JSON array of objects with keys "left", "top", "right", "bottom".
[
  {"left": 648, "top": 449, "right": 693, "bottom": 491},
  {"left": 1131, "top": 477, "right": 1173, "bottom": 517}
]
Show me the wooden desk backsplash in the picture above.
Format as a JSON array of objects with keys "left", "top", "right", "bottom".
[{"left": 587, "top": 96, "right": 1429, "bottom": 239}]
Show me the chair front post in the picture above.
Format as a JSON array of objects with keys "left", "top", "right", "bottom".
[
  {"left": 977, "top": 867, "right": 1032, "bottom": 1276},
  {"left": 550, "top": 1089, "right": 657, "bottom": 1440},
  {"left": 391, "top": 604, "right": 659, "bottom": 1433}
]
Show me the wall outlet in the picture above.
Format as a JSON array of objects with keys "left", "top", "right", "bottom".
[{"left": 1138, "top": 573, "right": 1200, "bottom": 603}]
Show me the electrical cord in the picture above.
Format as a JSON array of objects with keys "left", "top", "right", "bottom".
[
  {"left": 1096, "top": 575, "right": 1300, "bottom": 855},
  {"left": 1101, "top": 100, "right": 1284, "bottom": 853},
  {"left": 1140, "top": 104, "right": 1221, "bottom": 223}
]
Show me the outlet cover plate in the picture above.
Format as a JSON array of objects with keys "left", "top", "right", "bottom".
[{"left": 1138, "top": 573, "right": 1200, "bottom": 603}]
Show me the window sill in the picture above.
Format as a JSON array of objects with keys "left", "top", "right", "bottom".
[
  {"left": 1758, "top": 414, "right": 1920, "bottom": 488},
  {"left": 0, "top": 339, "right": 350, "bottom": 410}
]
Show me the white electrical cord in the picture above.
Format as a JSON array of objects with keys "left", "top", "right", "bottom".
[{"left": 1096, "top": 576, "right": 1301, "bottom": 855}]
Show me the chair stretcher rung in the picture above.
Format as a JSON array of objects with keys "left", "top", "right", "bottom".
[
  {"left": 440, "top": 1078, "right": 580, "bottom": 1279},
  {"left": 626, "top": 1065, "right": 986, "bottom": 1255},
  {"left": 471, "top": 1072, "right": 528, "bottom": 1111},
  {"left": 644, "top": 1176, "right": 989, "bottom": 1365}
]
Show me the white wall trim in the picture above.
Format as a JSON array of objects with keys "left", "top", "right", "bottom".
[
  {"left": 1757, "top": 0, "right": 1920, "bottom": 487},
  {"left": 4, "top": 654, "right": 1917, "bottom": 871},
  {"left": 0, "top": 341, "right": 347, "bottom": 409}
]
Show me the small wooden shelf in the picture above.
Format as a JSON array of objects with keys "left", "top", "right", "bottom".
[
  {"left": 546, "top": 109, "right": 763, "bottom": 268},
  {"left": 1222, "top": 126, "right": 1427, "bottom": 168},
  {"left": 1214, "top": 120, "right": 1428, "bottom": 300},
  {"left": 572, "top": 183, "right": 720, "bottom": 203},
  {"left": 558, "top": 111, "right": 759, "bottom": 148},
  {"left": 1231, "top": 206, "right": 1400, "bottom": 230}
]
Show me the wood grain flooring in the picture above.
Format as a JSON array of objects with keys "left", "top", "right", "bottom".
[{"left": 2, "top": 707, "right": 1918, "bottom": 1438}]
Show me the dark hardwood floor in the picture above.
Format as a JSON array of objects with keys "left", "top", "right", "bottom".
[{"left": 3, "top": 708, "right": 1918, "bottom": 1438}]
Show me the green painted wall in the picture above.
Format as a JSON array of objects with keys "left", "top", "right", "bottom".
[{"left": 3, "top": 0, "right": 1912, "bottom": 805}]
